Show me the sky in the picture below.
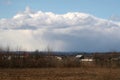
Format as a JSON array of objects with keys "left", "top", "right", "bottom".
[
  {"left": 0, "top": 0, "right": 120, "bottom": 52},
  {"left": 0, "top": 0, "right": 120, "bottom": 19}
]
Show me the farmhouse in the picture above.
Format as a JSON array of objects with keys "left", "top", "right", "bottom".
[
  {"left": 81, "top": 58, "right": 93, "bottom": 62},
  {"left": 75, "top": 54, "right": 94, "bottom": 62},
  {"left": 75, "top": 55, "right": 84, "bottom": 59},
  {"left": 55, "top": 56, "right": 62, "bottom": 61}
]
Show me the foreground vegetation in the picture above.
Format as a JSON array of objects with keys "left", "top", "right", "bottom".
[
  {"left": 0, "top": 51, "right": 120, "bottom": 68},
  {"left": 0, "top": 68, "right": 120, "bottom": 80},
  {"left": 0, "top": 46, "right": 120, "bottom": 80}
]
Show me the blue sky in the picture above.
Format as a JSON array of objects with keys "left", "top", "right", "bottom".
[{"left": 0, "top": 0, "right": 120, "bottom": 19}]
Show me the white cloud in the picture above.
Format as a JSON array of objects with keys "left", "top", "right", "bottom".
[{"left": 0, "top": 7, "right": 120, "bottom": 52}]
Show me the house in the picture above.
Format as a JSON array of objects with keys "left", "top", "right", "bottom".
[
  {"left": 75, "top": 55, "right": 84, "bottom": 59},
  {"left": 75, "top": 54, "right": 94, "bottom": 62},
  {"left": 112, "top": 56, "right": 120, "bottom": 61},
  {"left": 55, "top": 56, "right": 62, "bottom": 61},
  {"left": 81, "top": 58, "right": 93, "bottom": 62}
]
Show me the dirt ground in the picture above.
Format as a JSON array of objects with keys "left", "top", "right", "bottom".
[{"left": 0, "top": 68, "right": 120, "bottom": 80}]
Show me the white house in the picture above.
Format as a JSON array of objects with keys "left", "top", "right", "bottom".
[
  {"left": 55, "top": 56, "right": 62, "bottom": 61},
  {"left": 81, "top": 59, "right": 93, "bottom": 62},
  {"left": 75, "top": 55, "right": 83, "bottom": 59}
]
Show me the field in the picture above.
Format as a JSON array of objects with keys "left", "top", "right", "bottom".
[{"left": 0, "top": 68, "right": 120, "bottom": 80}]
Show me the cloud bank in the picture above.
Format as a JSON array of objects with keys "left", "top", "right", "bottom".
[{"left": 0, "top": 7, "right": 120, "bottom": 52}]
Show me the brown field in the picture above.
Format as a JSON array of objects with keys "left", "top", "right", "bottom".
[{"left": 0, "top": 68, "right": 120, "bottom": 80}]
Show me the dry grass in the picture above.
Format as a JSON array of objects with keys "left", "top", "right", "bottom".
[{"left": 0, "top": 68, "right": 120, "bottom": 80}]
